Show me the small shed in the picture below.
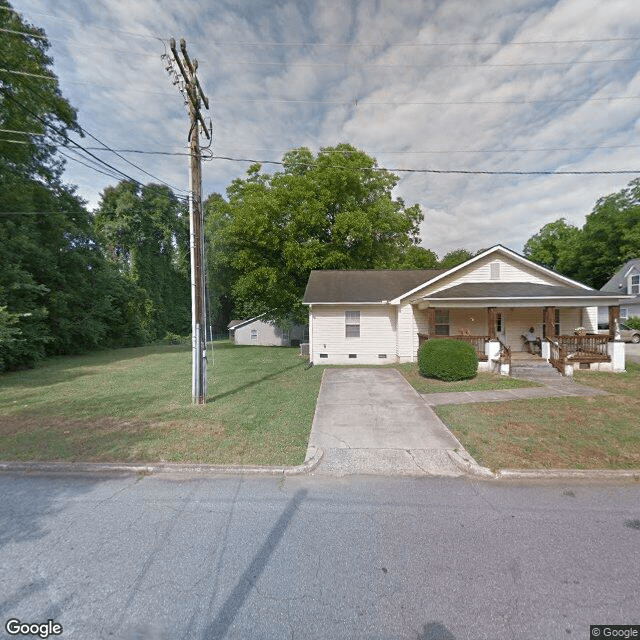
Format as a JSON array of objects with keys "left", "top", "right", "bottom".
[{"left": 228, "top": 315, "right": 308, "bottom": 346}]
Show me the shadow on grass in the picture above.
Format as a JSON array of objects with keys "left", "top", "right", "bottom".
[{"left": 209, "top": 360, "right": 308, "bottom": 403}]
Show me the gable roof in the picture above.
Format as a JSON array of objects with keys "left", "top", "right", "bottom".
[
  {"left": 390, "top": 244, "right": 594, "bottom": 303},
  {"left": 303, "top": 245, "right": 628, "bottom": 306},
  {"left": 600, "top": 258, "right": 640, "bottom": 293},
  {"left": 227, "top": 314, "right": 266, "bottom": 331},
  {"left": 303, "top": 269, "right": 444, "bottom": 304}
]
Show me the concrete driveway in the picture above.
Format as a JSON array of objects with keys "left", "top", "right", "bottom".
[
  {"left": 307, "top": 368, "right": 470, "bottom": 477},
  {"left": 626, "top": 343, "right": 640, "bottom": 363}
]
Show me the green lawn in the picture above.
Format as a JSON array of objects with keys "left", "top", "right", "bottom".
[
  {"left": 436, "top": 362, "right": 640, "bottom": 470},
  {"left": 0, "top": 342, "right": 324, "bottom": 466},
  {"left": 2, "top": 343, "right": 638, "bottom": 471}
]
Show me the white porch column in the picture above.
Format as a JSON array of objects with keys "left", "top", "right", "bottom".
[
  {"left": 541, "top": 340, "right": 551, "bottom": 361},
  {"left": 608, "top": 340, "right": 626, "bottom": 372}
]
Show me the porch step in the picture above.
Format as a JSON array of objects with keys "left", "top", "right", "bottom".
[{"left": 510, "top": 358, "right": 564, "bottom": 380}]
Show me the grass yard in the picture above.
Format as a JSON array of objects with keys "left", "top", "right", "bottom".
[
  {"left": 436, "top": 361, "right": 640, "bottom": 470},
  {"left": 0, "top": 342, "right": 324, "bottom": 466},
  {"left": 395, "top": 362, "right": 540, "bottom": 394}
]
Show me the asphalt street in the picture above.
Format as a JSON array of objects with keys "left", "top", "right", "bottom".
[{"left": 1, "top": 472, "right": 639, "bottom": 640}]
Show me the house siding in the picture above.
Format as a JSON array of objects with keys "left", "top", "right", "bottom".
[
  {"left": 310, "top": 305, "right": 398, "bottom": 364},
  {"left": 411, "top": 255, "right": 564, "bottom": 298},
  {"left": 234, "top": 319, "right": 307, "bottom": 346}
]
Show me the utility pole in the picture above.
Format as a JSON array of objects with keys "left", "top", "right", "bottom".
[{"left": 165, "top": 38, "right": 211, "bottom": 404}]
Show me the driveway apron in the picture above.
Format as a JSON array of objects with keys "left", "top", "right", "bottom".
[{"left": 307, "top": 368, "right": 468, "bottom": 477}]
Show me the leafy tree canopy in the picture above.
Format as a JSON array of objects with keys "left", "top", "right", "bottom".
[
  {"left": 94, "top": 181, "right": 191, "bottom": 340},
  {"left": 523, "top": 177, "right": 640, "bottom": 289},
  {"left": 206, "top": 144, "right": 426, "bottom": 324},
  {"left": 523, "top": 218, "right": 581, "bottom": 276},
  {"left": 438, "top": 248, "right": 475, "bottom": 270}
]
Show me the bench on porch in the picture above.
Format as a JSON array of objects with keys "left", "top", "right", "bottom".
[{"left": 418, "top": 334, "right": 489, "bottom": 361}]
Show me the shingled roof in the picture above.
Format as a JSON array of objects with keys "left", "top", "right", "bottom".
[{"left": 303, "top": 269, "right": 444, "bottom": 304}]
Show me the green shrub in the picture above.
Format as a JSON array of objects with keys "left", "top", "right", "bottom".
[
  {"left": 625, "top": 316, "right": 640, "bottom": 330},
  {"left": 418, "top": 338, "right": 478, "bottom": 381}
]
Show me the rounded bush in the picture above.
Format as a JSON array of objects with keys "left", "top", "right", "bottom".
[{"left": 418, "top": 338, "right": 478, "bottom": 381}]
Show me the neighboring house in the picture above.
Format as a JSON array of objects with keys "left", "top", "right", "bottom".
[
  {"left": 598, "top": 258, "right": 640, "bottom": 323},
  {"left": 228, "top": 315, "right": 307, "bottom": 346},
  {"left": 303, "top": 245, "right": 631, "bottom": 374}
]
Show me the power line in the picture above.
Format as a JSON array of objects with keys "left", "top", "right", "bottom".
[
  {"left": 6, "top": 66, "right": 640, "bottom": 107},
  {"left": 207, "top": 154, "right": 640, "bottom": 176},
  {"left": 4, "top": 12, "right": 640, "bottom": 48},
  {"left": 215, "top": 56, "right": 640, "bottom": 69},
  {"left": 6, "top": 137, "right": 640, "bottom": 157},
  {"left": 1, "top": 88, "right": 153, "bottom": 188},
  {"left": 5, "top": 81, "right": 189, "bottom": 196}
]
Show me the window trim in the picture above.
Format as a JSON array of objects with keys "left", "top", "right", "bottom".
[
  {"left": 345, "top": 310, "right": 360, "bottom": 339},
  {"left": 434, "top": 309, "right": 450, "bottom": 336}
]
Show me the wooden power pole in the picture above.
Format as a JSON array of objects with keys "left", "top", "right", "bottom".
[{"left": 166, "top": 38, "right": 211, "bottom": 404}]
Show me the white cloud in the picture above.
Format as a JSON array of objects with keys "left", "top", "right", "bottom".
[{"left": 7, "top": 0, "right": 640, "bottom": 255}]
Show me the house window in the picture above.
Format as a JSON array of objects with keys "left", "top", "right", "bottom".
[
  {"left": 434, "top": 309, "right": 450, "bottom": 336},
  {"left": 631, "top": 275, "right": 639, "bottom": 294},
  {"left": 555, "top": 309, "right": 560, "bottom": 336},
  {"left": 490, "top": 261, "right": 500, "bottom": 280},
  {"left": 621, "top": 307, "right": 628, "bottom": 319},
  {"left": 345, "top": 311, "right": 360, "bottom": 338},
  {"left": 250, "top": 329, "right": 258, "bottom": 342},
  {"left": 496, "top": 313, "right": 502, "bottom": 334}
]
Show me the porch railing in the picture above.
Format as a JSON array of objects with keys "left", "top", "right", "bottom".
[
  {"left": 547, "top": 338, "right": 567, "bottom": 373},
  {"left": 498, "top": 337, "right": 511, "bottom": 366},
  {"left": 418, "top": 334, "right": 489, "bottom": 361},
  {"left": 557, "top": 334, "right": 610, "bottom": 362}
]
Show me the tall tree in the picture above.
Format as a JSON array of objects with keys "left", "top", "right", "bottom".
[
  {"left": 523, "top": 178, "right": 640, "bottom": 289},
  {"left": 439, "top": 249, "right": 474, "bottom": 269},
  {"left": 574, "top": 178, "right": 640, "bottom": 288},
  {"left": 0, "top": 2, "right": 119, "bottom": 368},
  {"left": 94, "top": 181, "right": 191, "bottom": 340},
  {"left": 523, "top": 218, "right": 581, "bottom": 277},
  {"left": 206, "top": 144, "right": 425, "bottom": 324}
]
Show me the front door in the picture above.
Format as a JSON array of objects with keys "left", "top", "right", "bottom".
[{"left": 496, "top": 311, "right": 506, "bottom": 344}]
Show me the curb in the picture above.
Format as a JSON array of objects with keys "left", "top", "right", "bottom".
[
  {"left": 496, "top": 468, "right": 640, "bottom": 481},
  {"left": 0, "top": 446, "right": 324, "bottom": 478},
  {"left": 445, "top": 451, "right": 640, "bottom": 481},
  {"left": 446, "top": 449, "right": 496, "bottom": 478}
]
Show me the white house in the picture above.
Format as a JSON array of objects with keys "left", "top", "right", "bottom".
[
  {"left": 303, "top": 245, "right": 630, "bottom": 375},
  {"left": 599, "top": 258, "right": 640, "bottom": 323},
  {"left": 228, "top": 315, "right": 307, "bottom": 347}
]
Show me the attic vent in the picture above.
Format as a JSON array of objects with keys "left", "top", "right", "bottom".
[{"left": 490, "top": 261, "right": 500, "bottom": 280}]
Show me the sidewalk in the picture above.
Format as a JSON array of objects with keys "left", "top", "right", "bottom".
[{"left": 421, "top": 378, "right": 609, "bottom": 406}]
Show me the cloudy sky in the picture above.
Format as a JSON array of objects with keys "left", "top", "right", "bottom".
[{"left": 7, "top": 0, "right": 640, "bottom": 257}]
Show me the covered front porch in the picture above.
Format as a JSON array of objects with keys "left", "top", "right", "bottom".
[{"left": 414, "top": 304, "right": 625, "bottom": 376}]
